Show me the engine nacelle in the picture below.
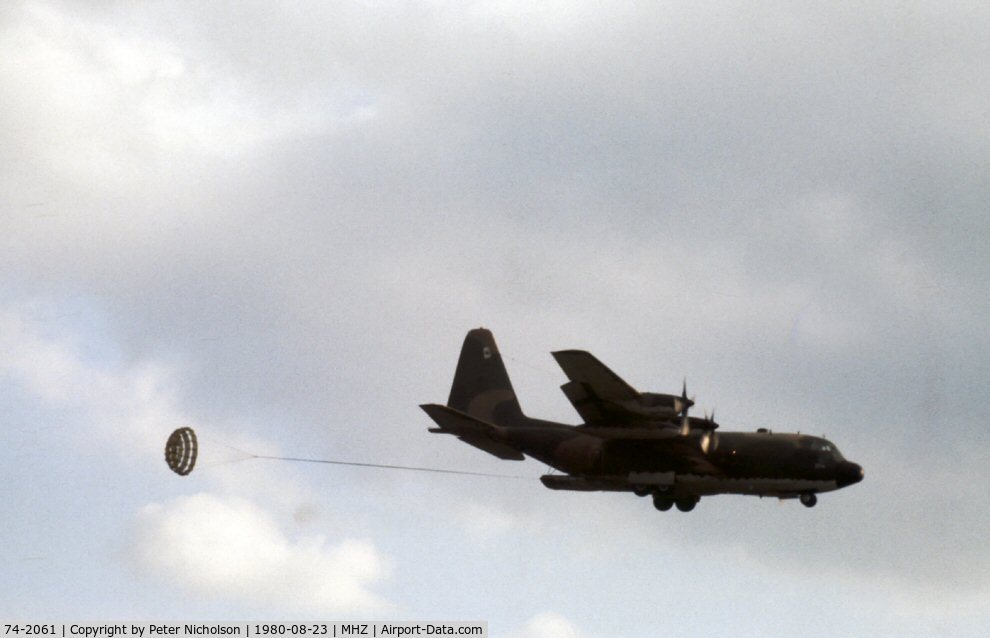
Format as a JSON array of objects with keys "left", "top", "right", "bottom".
[{"left": 613, "top": 393, "right": 686, "bottom": 420}]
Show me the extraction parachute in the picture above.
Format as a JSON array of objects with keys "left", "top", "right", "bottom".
[{"left": 165, "top": 427, "right": 198, "bottom": 476}]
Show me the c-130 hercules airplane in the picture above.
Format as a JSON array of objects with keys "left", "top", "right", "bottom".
[{"left": 420, "top": 329, "right": 863, "bottom": 512}]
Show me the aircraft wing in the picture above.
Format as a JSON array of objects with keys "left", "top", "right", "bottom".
[
  {"left": 419, "top": 403, "right": 526, "bottom": 461},
  {"left": 558, "top": 380, "right": 599, "bottom": 423},
  {"left": 551, "top": 350, "right": 639, "bottom": 400},
  {"left": 552, "top": 350, "right": 647, "bottom": 426}
]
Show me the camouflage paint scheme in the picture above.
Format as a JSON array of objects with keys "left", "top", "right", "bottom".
[{"left": 421, "top": 328, "right": 863, "bottom": 512}]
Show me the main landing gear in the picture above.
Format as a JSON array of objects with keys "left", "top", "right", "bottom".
[
  {"left": 800, "top": 493, "right": 818, "bottom": 508},
  {"left": 652, "top": 493, "right": 698, "bottom": 512},
  {"left": 653, "top": 494, "right": 673, "bottom": 511}
]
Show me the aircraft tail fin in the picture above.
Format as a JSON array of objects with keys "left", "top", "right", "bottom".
[{"left": 446, "top": 328, "right": 528, "bottom": 427}]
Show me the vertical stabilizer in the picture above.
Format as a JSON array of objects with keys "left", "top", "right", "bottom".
[{"left": 447, "top": 328, "right": 528, "bottom": 427}]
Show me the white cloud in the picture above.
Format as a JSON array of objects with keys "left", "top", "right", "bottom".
[
  {"left": 133, "top": 492, "right": 391, "bottom": 614},
  {"left": 1, "top": 0, "right": 988, "bottom": 632},
  {"left": 0, "top": 302, "right": 185, "bottom": 454},
  {"left": 0, "top": 300, "right": 392, "bottom": 614},
  {"left": 0, "top": 1, "right": 347, "bottom": 186},
  {"left": 454, "top": 501, "right": 517, "bottom": 541},
  {"left": 0, "top": 300, "right": 320, "bottom": 509},
  {"left": 506, "top": 613, "right": 588, "bottom": 638}
]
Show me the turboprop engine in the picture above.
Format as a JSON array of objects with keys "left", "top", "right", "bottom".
[{"left": 617, "top": 391, "right": 692, "bottom": 419}]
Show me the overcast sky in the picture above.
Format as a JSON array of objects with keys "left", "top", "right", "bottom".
[{"left": 2, "top": 1, "right": 989, "bottom": 636}]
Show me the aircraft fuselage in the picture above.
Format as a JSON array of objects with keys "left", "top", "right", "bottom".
[{"left": 501, "top": 423, "right": 863, "bottom": 500}]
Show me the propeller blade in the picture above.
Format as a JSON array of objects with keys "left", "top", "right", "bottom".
[
  {"left": 679, "top": 379, "right": 695, "bottom": 415},
  {"left": 700, "top": 432, "right": 718, "bottom": 454}
]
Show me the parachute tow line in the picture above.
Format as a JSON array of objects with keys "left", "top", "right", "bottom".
[
  {"left": 250, "top": 454, "right": 530, "bottom": 480},
  {"left": 165, "top": 427, "right": 529, "bottom": 480}
]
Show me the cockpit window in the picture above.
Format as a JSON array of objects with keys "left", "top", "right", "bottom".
[{"left": 810, "top": 439, "right": 845, "bottom": 460}]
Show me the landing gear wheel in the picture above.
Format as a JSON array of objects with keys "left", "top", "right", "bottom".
[
  {"left": 633, "top": 486, "right": 651, "bottom": 497},
  {"left": 675, "top": 498, "right": 698, "bottom": 512},
  {"left": 653, "top": 494, "right": 674, "bottom": 511},
  {"left": 800, "top": 493, "right": 817, "bottom": 508}
]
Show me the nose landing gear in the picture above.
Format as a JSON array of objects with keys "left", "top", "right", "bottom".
[{"left": 799, "top": 493, "right": 818, "bottom": 508}]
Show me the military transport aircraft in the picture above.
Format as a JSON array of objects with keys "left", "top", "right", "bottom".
[{"left": 420, "top": 328, "right": 863, "bottom": 512}]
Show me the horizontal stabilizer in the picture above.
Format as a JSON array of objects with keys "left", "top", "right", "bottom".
[
  {"left": 419, "top": 403, "right": 525, "bottom": 461},
  {"left": 456, "top": 434, "right": 526, "bottom": 460}
]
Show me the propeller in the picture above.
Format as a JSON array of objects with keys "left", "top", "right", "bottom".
[
  {"left": 677, "top": 379, "right": 696, "bottom": 436},
  {"left": 680, "top": 379, "right": 695, "bottom": 416},
  {"left": 700, "top": 431, "right": 716, "bottom": 454},
  {"left": 680, "top": 377, "right": 694, "bottom": 436},
  {"left": 696, "top": 408, "right": 718, "bottom": 453}
]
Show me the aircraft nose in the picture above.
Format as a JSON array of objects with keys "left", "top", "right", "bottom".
[{"left": 838, "top": 462, "right": 864, "bottom": 487}]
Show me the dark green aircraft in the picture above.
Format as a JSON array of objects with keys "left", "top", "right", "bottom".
[{"left": 421, "top": 328, "right": 863, "bottom": 512}]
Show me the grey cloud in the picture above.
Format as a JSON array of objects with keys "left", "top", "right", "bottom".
[{"left": 3, "top": 0, "right": 989, "bottom": 627}]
